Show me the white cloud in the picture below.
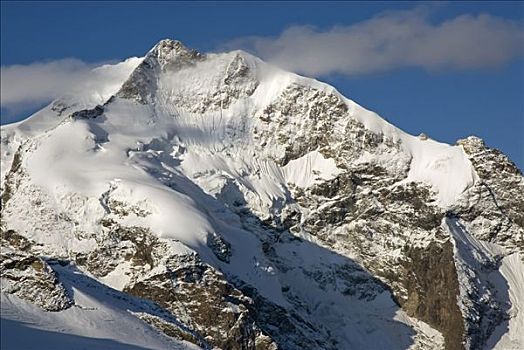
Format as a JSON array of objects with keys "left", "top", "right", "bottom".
[
  {"left": 0, "top": 59, "right": 96, "bottom": 108},
  {"left": 0, "top": 58, "right": 133, "bottom": 123},
  {"left": 228, "top": 9, "right": 524, "bottom": 77}
]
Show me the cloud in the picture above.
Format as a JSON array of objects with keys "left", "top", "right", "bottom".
[
  {"left": 0, "top": 57, "right": 136, "bottom": 123},
  {"left": 227, "top": 9, "right": 524, "bottom": 77},
  {"left": 0, "top": 58, "right": 127, "bottom": 123},
  {"left": 1, "top": 59, "right": 95, "bottom": 107}
]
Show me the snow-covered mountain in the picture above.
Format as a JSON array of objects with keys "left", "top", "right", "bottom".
[{"left": 1, "top": 39, "right": 523, "bottom": 350}]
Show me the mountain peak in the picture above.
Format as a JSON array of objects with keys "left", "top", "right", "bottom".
[
  {"left": 115, "top": 38, "right": 204, "bottom": 103},
  {"left": 146, "top": 38, "right": 203, "bottom": 70}
]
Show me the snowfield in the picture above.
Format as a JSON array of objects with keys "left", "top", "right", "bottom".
[{"left": 1, "top": 263, "right": 198, "bottom": 350}]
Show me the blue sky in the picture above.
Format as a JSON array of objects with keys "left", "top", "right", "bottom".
[{"left": 1, "top": 1, "right": 523, "bottom": 168}]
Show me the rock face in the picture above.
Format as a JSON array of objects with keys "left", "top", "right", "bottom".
[
  {"left": 455, "top": 136, "right": 524, "bottom": 255},
  {"left": 1, "top": 39, "right": 523, "bottom": 350},
  {"left": 125, "top": 253, "right": 274, "bottom": 350},
  {"left": 1, "top": 229, "right": 73, "bottom": 312}
]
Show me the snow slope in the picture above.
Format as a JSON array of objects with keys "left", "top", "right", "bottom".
[
  {"left": 1, "top": 262, "right": 197, "bottom": 350},
  {"left": 447, "top": 216, "right": 524, "bottom": 350},
  {"left": 0, "top": 57, "right": 142, "bottom": 182},
  {"left": 495, "top": 254, "right": 524, "bottom": 349}
]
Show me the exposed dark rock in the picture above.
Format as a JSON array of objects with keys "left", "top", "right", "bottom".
[
  {"left": 75, "top": 221, "right": 159, "bottom": 277},
  {"left": 1, "top": 145, "right": 23, "bottom": 209},
  {"left": 51, "top": 100, "right": 74, "bottom": 115},
  {"left": 207, "top": 232, "right": 232, "bottom": 263},
  {"left": 136, "top": 314, "right": 208, "bottom": 348},
  {"left": 400, "top": 240, "right": 465, "bottom": 350},
  {"left": 456, "top": 136, "right": 524, "bottom": 256},
  {"left": 125, "top": 253, "right": 276, "bottom": 350},
  {"left": 1, "top": 228, "right": 32, "bottom": 251},
  {"left": 70, "top": 105, "right": 104, "bottom": 120},
  {"left": 0, "top": 249, "right": 73, "bottom": 311}
]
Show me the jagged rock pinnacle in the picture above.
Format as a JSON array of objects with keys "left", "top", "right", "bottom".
[{"left": 457, "top": 135, "right": 486, "bottom": 154}]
